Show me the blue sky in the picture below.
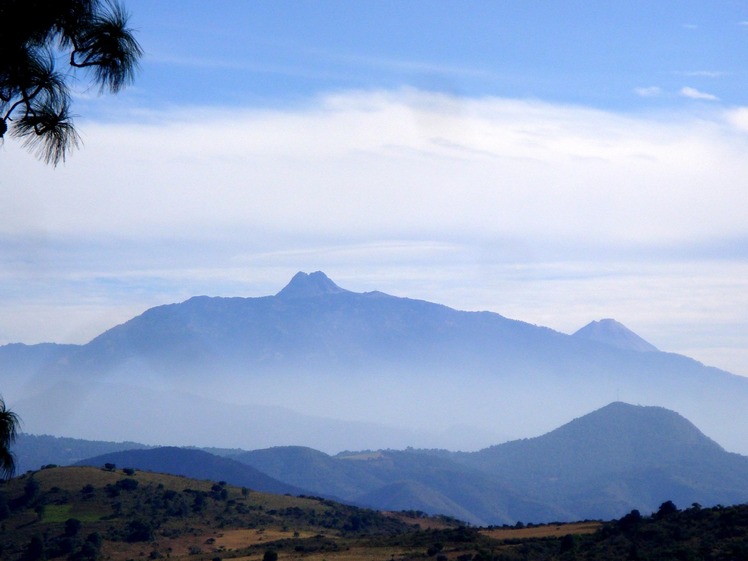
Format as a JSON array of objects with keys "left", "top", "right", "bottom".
[
  {"left": 2, "top": 1, "right": 748, "bottom": 376},
  {"left": 117, "top": 0, "right": 748, "bottom": 110}
]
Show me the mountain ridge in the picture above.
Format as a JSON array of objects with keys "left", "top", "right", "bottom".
[
  {"left": 233, "top": 402, "right": 748, "bottom": 523},
  {"left": 21, "top": 401, "right": 748, "bottom": 525},
  {"left": 3, "top": 271, "right": 748, "bottom": 455},
  {"left": 72, "top": 446, "right": 306, "bottom": 496}
]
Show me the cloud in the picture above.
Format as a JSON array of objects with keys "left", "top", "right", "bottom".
[
  {"left": 674, "top": 70, "right": 725, "bottom": 78},
  {"left": 11, "top": 90, "right": 748, "bottom": 240},
  {"left": 4, "top": 88, "right": 748, "bottom": 255},
  {"left": 680, "top": 86, "right": 719, "bottom": 100},
  {"left": 634, "top": 86, "right": 662, "bottom": 97},
  {"left": 725, "top": 107, "right": 748, "bottom": 132},
  {"left": 3, "top": 88, "right": 748, "bottom": 374}
]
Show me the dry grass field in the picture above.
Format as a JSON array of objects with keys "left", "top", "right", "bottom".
[
  {"left": 481, "top": 521, "right": 602, "bottom": 540},
  {"left": 0, "top": 466, "right": 423, "bottom": 561},
  {"left": 3, "top": 465, "right": 745, "bottom": 561}
]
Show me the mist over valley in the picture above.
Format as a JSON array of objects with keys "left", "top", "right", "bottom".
[{"left": 4, "top": 271, "right": 748, "bottom": 456}]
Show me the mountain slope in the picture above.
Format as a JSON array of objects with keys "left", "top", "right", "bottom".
[
  {"left": 17, "top": 402, "right": 748, "bottom": 525},
  {"left": 13, "top": 433, "right": 152, "bottom": 473},
  {"left": 236, "top": 447, "right": 560, "bottom": 525},
  {"left": 0, "top": 465, "right": 418, "bottom": 561},
  {"left": 4, "top": 271, "right": 748, "bottom": 454},
  {"left": 572, "top": 319, "right": 658, "bottom": 352},
  {"left": 454, "top": 402, "right": 748, "bottom": 520},
  {"left": 234, "top": 403, "right": 748, "bottom": 524},
  {"left": 73, "top": 447, "right": 306, "bottom": 496}
]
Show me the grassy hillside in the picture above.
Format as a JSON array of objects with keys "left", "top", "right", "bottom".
[
  {"left": 2, "top": 466, "right": 748, "bottom": 561},
  {"left": 0, "top": 465, "right": 413, "bottom": 561}
]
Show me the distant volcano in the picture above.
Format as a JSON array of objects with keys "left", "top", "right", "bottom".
[
  {"left": 276, "top": 271, "right": 350, "bottom": 299},
  {"left": 572, "top": 318, "right": 658, "bottom": 352},
  {"left": 4, "top": 270, "right": 748, "bottom": 457}
]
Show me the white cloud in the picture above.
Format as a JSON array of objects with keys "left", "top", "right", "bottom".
[
  {"left": 634, "top": 86, "right": 662, "bottom": 97},
  {"left": 4, "top": 89, "right": 746, "bottom": 244},
  {"left": 3, "top": 89, "right": 748, "bottom": 375},
  {"left": 674, "top": 70, "right": 725, "bottom": 78},
  {"left": 725, "top": 107, "right": 748, "bottom": 132},
  {"left": 680, "top": 86, "right": 719, "bottom": 100}
]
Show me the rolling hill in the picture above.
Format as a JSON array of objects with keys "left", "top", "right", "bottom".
[
  {"left": 234, "top": 403, "right": 748, "bottom": 524},
  {"left": 3, "top": 463, "right": 748, "bottom": 561},
  {"left": 452, "top": 402, "right": 748, "bottom": 520},
  {"left": 0, "top": 465, "right": 417, "bottom": 561},
  {"left": 72, "top": 446, "right": 306, "bottom": 496},
  {"left": 34, "top": 402, "right": 744, "bottom": 525}
]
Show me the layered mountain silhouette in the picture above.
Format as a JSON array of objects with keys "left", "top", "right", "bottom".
[
  {"left": 72, "top": 447, "right": 305, "bottom": 496},
  {"left": 234, "top": 402, "right": 748, "bottom": 524},
  {"left": 20, "top": 402, "right": 748, "bottom": 525},
  {"left": 3, "top": 271, "right": 748, "bottom": 454}
]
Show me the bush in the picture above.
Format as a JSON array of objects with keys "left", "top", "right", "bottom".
[
  {"left": 116, "top": 478, "right": 139, "bottom": 491},
  {"left": 65, "top": 518, "right": 82, "bottom": 537},
  {"left": 125, "top": 519, "right": 154, "bottom": 543}
]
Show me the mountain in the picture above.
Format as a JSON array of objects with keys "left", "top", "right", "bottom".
[
  {"left": 453, "top": 402, "right": 748, "bottom": 520},
  {"left": 72, "top": 446, "right": 305, "bottom": 496},
  {"left": 235, "top": 446, "right": 558, "bottom": 525},
  {"left": 15, "top": 402, "right": 748, "bottom": 524},
  {"left": 277, "top": 270, "right": 350, "bottom": 298},
  {"left": 12, "top": 433, "right": 152, "bottom": 474},
  {"left": 233, "top": 403, "right": 748, "bottom": 524},
  {"left": 572, "top": 318, "right": 658, "bottom": 352},
  {"left": 4, "top": 270, "right": 748, "bottom": 454}
]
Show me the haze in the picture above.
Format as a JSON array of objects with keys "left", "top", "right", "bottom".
[{"left": 2, "top": 1, "right": 748, "bottom": 381}]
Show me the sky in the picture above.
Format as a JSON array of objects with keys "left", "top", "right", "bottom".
[{"left": 2, "top": 0, "right": 748, "bottom": 376}]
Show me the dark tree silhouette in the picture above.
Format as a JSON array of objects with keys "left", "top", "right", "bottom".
[
  {"left": 0, "top": 396, "right": 20, "bottom": 479},
  {"left": 0, "top": 0, "right": 142, "bottom": 165}
]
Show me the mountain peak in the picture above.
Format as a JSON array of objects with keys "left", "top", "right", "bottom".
[
  {"left": 276, "top": 271, "right": 348, "bottom": 299},
  {"left": 572, "top": 318, "right": 658, "bottom": 352},
  {"left": 548, "top": 401, "right": 724, "bottom": 456}
]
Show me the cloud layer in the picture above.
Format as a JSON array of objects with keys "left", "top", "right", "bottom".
[{"left": 2, "top": 89, "right": 748, "bottom": 374}]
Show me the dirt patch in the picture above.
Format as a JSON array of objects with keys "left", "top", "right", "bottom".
[
  {"left": 482, "top": 521, "right": 601, "bottom": 540},
  {"left": 214, "top": 528, "right": 314, "bottom": 549},
  {"left": 383, "top": 511, "right": 460, "bottom": 530}
]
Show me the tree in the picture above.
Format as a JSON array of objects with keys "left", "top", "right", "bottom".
[
  {"left": 656, "top": 500, "right": 679, "bottom": 518},
  {"left": 0, "top": 0, "right": 142, "bottom": 165},
  {"left": 0, "top": 396, "right": 20, "bottom": 479}
]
